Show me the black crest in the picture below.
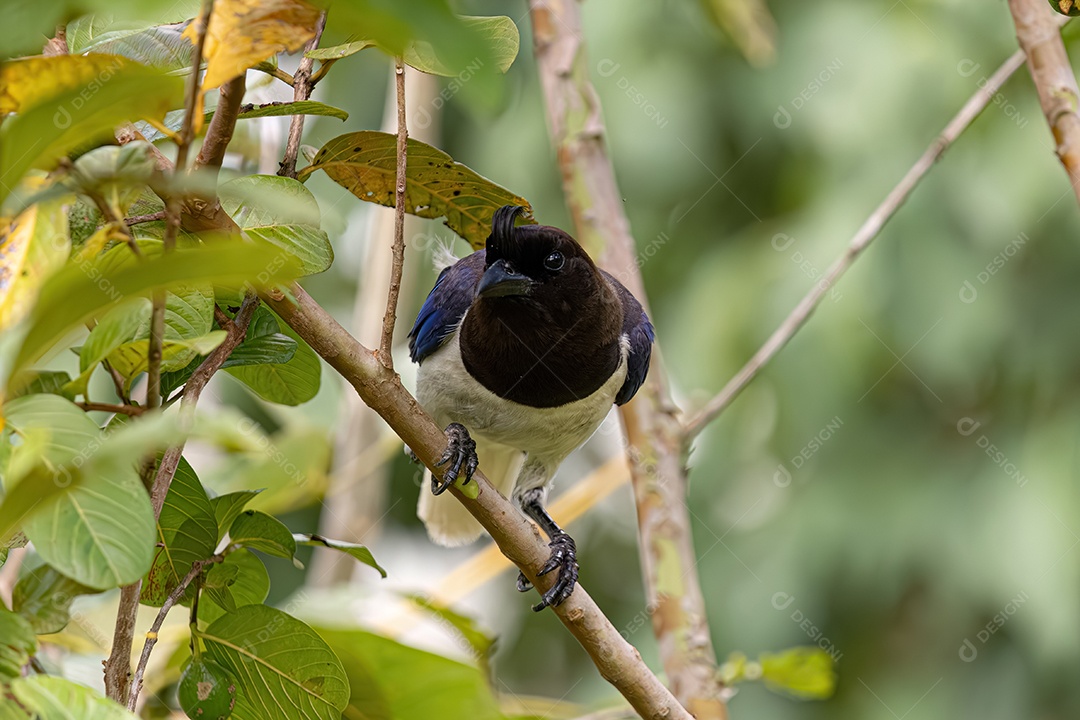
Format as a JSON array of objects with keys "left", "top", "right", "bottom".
[{"left": 488, "top": 205, "right": 526, "bottom": 258}]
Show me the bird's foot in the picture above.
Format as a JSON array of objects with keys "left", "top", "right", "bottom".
[
  {"left": 431, "top": 423, "right": 478, "bottom": 496},
  {"left": 518, "top": 531, "right": 578, "bottom": 611}
]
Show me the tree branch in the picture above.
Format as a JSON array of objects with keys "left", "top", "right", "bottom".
[
  {"left": 380, "top": 59, "right": 408, "bottom": 370},
  {"left": 194, "top": 74, "right": 246, "bottom": 171},
  {"left": 127, "top": 554, "right": 224, "bottom": 711},
  {"left": 278, "top": 11, "right": 327, "bottom": 179},
  {"left": 682, "top": 45, "right": 1036, "bottom": 439},
  {"left": 262, "top": 284, "right": 691, "bottom": 720},
  {"left": 77, "top": 402, "right": 147, "bottom": 416},
  {"left": 528, "top": 3, "right": 726, "bottom": 716},
  {"left": 1009, "top": 2, "right": 1080, "bottom": 203},
  {"left": 149, "top": 296, "right": 259, "bottom": 518}
]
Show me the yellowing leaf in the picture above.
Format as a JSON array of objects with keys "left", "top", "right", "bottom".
[
  {"left": 760, "top": 647, "right": 837, "bottom": 700},
  {"left": 0, "top": 202, "right": 70, "bottom": 332},
  {"left": 300, "top": 131, "right": 534, "bottom": 248},
  {"left": 0, "top": 55, "right": 133, "bottom": 115},
  {"left": 187, "top": 0, "right": 321, "bottom": 90}
]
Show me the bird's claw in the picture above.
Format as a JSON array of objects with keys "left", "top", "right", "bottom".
[
  {"left": 522, "top": 532, "right": 578, "bottom": 611},
  {"left": 431, "top": 423, "right": 478, "bottom": 496}
]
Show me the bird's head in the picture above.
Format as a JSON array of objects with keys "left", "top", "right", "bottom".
[{"left": 478, "top": 205, "right": 600, "bottom": 308}]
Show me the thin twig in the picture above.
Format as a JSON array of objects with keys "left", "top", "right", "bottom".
[
  {"left": 124, "top": 212, "right": 165, "bottom": 226},
  {"left": 103, "top": 3, "right": 215, "bottom": 702},
  {"left": 682, "top": 47, "right": 1032, "bottom": 439},
  {"left": 252, "top": 61, "right": 295, "bottom": 87},
  {"left": 77, "top": 402, "right": 147, "bottom": 416},
  {"left": 380, "top": 60, "right": 408, "bottom": 370},
  {"left": 149, "top": 295, "right": 259, "bottom": 518},
  {"left": 102, "top": 360, "right": 131, "bottom": 404},
  {"left": 278, "top": 11, "right": 327, "bottom": 179},
  {"left": 127, "top": 554, "right": 223, "bottom": 711},
  {"left": 1008, "top": 2, "right": 1080, "bottom": 203},
  {"left": 263, "top": 284, "right": 691, "bottom": 720}
]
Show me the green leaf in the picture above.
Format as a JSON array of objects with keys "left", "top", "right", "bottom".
[
  {"left": 295, "top": 534, "right": 385, "bottom": 578},
  {"left": 67, "top": 17, "right": 194, "bottom": 70},
  {"left": 760, "top": 647, "right": 837, "bottom": 700},
  {"left": 198, "top": 605, "right": 349, "bottom": 720},
  {"left": 141, "top": 458, "right": 218, "bottom": 606},
  {"left": 229, "top": 510, "right": 296, "bottom": 560},
  {"left": 106, "top": 330, "right": 227, "bottom": 389},
  {"left": 210, "top": 490, "right": 263, "bottom": 541},
  {"left": 200, "top": 549, "right": 269, "bottom": 625},
  {"left": 226, "top": 311, "right": 320, "bottom": 406},
  {"left": 313, "top": 626, "right": 503, "bottom": 720},
  {"left": 6, "top": 239, "right": 301, "bottom": 385},
  {"left": 299, "top": 131, "right": 534, "bottom": 249},
  {"left": 0, "top": 60, "right": 183, "bottom": 205},
  {"left": 220, "top": 175, "right": 333, "bottom": 276},
  {"left": 404, "top": 16, "right": 519, "bottom": 76},
  {"left": 7, "top": 370, "right": 74, "bottom": 399},
  {"left": 8, "top": 675, "right": 140, "bottom": 719},
  {"left": 2, "top": 395, "right": 156, "bottom": 590},
  {"left": 12, "top": 564, "right": 97, "bottom": 634},
  {"left": 0, "top": 607, "right": 36, "bottom": 679},
  {"left": 304, "top": 40, "right": 376, "bottom": 60},
  {"left": 234, "top": 101, "right": 349, "bottom": 122},
  {"left": 308, "top": 16, "right": 518, "bottom": 75},
  {"left": 67, "top": 142, "right": 156, "bottom": 218},
  {"left": 69, "top": 298, "right": 150, "bottom": 396},
  {"left": 221, "top": 333, "right": 297, "bottom": 369}
]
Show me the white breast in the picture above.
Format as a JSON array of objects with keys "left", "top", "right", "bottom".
[{"left": 416, "top": 331, "right": 629, "bottom": 467}]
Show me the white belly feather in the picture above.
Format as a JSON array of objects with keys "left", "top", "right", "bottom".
[{"left": 415, "top": 330, "right": 628, "bottom": 546}]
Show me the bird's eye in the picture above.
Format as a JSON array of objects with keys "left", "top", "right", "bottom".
[{"left": 544, "top": 251, "right": 565, "bottom": 272}]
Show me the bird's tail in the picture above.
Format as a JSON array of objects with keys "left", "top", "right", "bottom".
[{"left": 418, "top": 441, "right": 524, "bottom": 547}]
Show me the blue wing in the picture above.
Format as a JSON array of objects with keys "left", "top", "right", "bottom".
[
  {"left": 408, "top": 251, "right": 486, "bottom": 364},
  {"left": 600, "top": 271, "right": 655, "bottom": 406}
]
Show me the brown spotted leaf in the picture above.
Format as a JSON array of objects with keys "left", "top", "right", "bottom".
[{"left": 298, "top": 131, "right": 533, "bottom": 248}]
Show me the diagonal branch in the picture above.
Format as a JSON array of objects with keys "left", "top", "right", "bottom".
[
  {"left": 1008, "top": 1, "right": 1080, "bottom": 204},
  {"left": 263, "top": 284, "right": 691, "bottom": 720},
  {"left": 682, "top": 43, "right": 1041, "bottom": 439},
  {"left": 127, "top": 554, "right": 225, "bottom": 711},
  {"left": 529, "top": 3, "right": 727, "bottom": 716},
  {"left": 380, "top": 59, "right": 408, "bottom": 369},
  {"left": 195, "top": 74, "right": 246, "bottom": 171}
]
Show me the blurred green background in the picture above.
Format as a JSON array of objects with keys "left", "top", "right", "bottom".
[{"left": 17, "top": 0, "right": 1080, "bottom": 717}]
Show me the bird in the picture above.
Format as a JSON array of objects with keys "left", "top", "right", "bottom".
[{"left": 408, "top": 205, "right": 654, "bottom": 610}]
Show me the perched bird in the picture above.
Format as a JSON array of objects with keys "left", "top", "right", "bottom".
[{"left": 408, "top": 205, "right": 654, "bottom": 610}]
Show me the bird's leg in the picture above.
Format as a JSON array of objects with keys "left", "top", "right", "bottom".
[
  {"left": 516, "top": 487, "right": 578, "bottom": 611},
  {"left": 431, "top": 423, "right": 479, "bottom": 496}
]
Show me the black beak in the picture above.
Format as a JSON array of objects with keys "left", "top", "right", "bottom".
[{"left": 477, "top": 259, "right": 535, "bottom": 298}]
